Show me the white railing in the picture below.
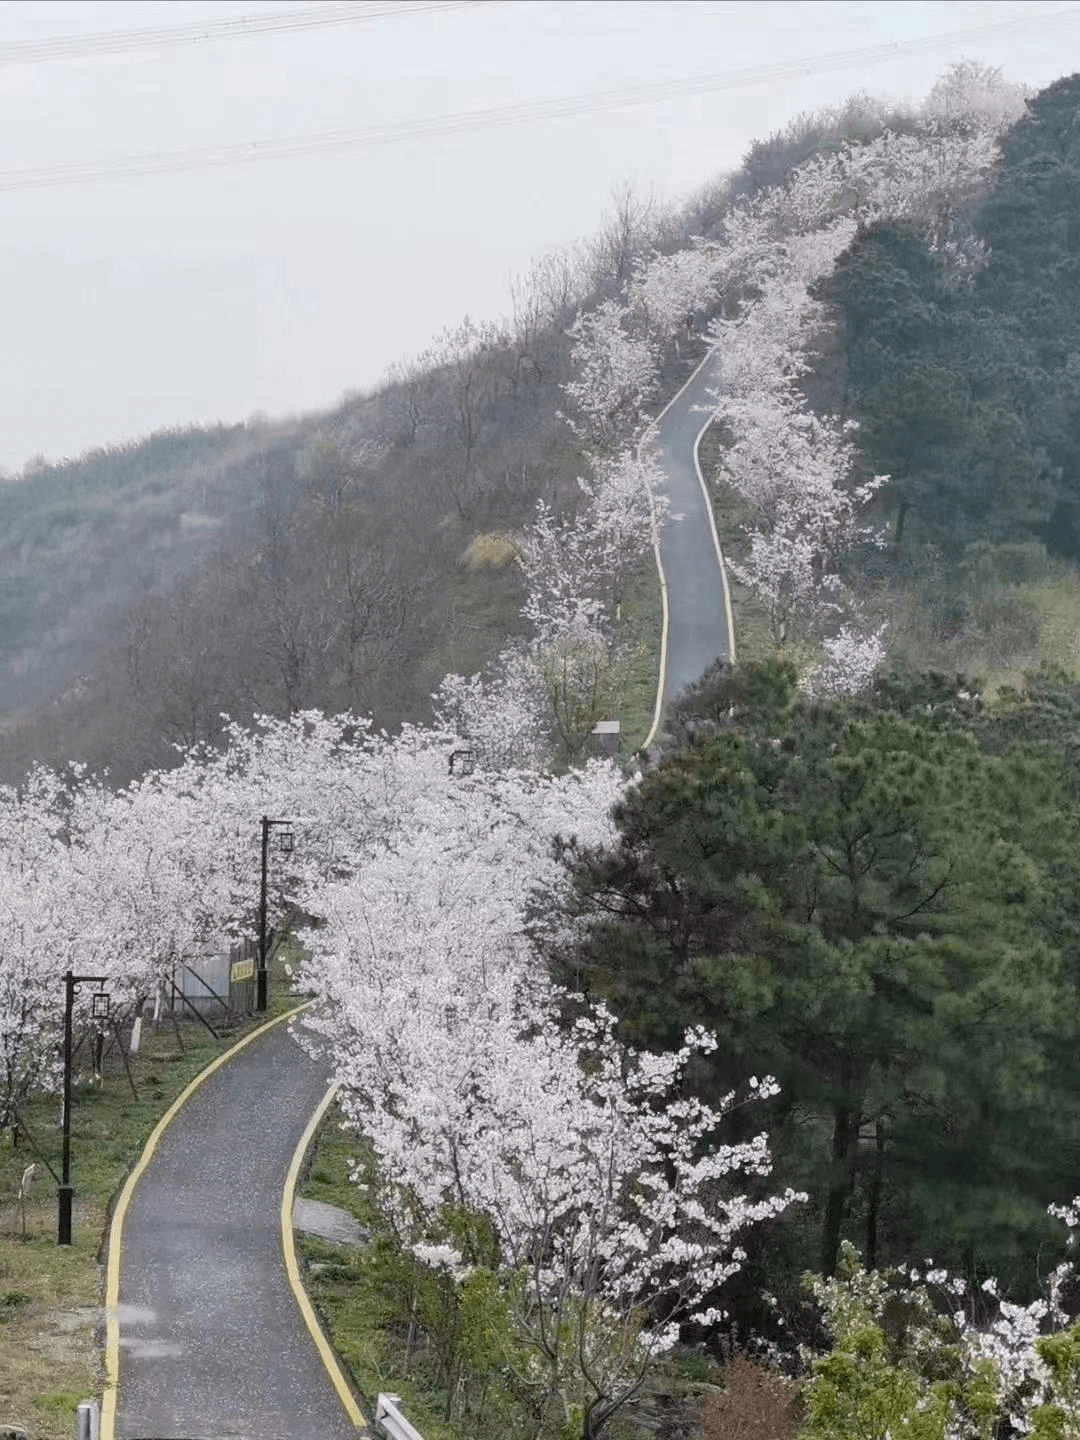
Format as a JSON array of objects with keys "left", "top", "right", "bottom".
[{"left": 376, "top": 1393, "right": 426, "bottom": 1440}]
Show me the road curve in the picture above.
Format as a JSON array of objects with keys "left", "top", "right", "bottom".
[
  {"left": 103, "top": 353, "right": 734, "bottom": 1439},
  {"left": 111, "top": 1018, "right": 358, "bottom": 1440},
  {"left": 645, "top": 349, "right": 734, "bottom": 709}
]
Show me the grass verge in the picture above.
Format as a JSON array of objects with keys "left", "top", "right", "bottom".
[
  {"left": 297, "top": 1106, "right": 735, "bottom": 1440},
  {"left": 615, "top": 554, "right": 665, "bottom": 755},
  {"left": 695, "top": 427, "right": 824, "bottom": 682},
  {"left": 0, "top": 955, "right": 298, "bottom": 1440},
  {"left": 296, "top": 1104, "right": 461, "bottom": 1440},
  {"left": 997, "top": 569, "right": 1080, "bottom": 685}
]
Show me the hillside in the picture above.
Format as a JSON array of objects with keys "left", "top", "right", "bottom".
[
  {"left": 4, "top": 64, "right": 1079, "bottom": 784},
  {"left": 678, "top": 65, "right": 1080, "bottom": 714},
  {"left": 0, "top": 419, "right": 270, "bottom": 708},
  {"left": 810, "top": 73, "right": 1080, "bottom": 692},
  {"left": 11, "top": 57, "right": 1080, "bottom": 1440},
  {"left": 0, "top": 182, "right": 725, "bottom": 780}
]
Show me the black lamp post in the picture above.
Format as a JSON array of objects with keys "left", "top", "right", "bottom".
[
  {"left": 59, "top": 970, "right": 109, "bottom": 1245},
  {"left": 257, "top": 816, "right": 296, "bottom": 1012}
]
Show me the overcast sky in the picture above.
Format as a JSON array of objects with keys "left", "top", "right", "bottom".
[{"left": 0, "top": 0, "right": 1077, "bottom": 473}]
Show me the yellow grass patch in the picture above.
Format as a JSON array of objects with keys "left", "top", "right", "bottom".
[
  {"left": 1015, "top": 571, "right": 1080, "bottom": 676},
  {"left": 460, "top": 532, "right": 519, "bottom": 571}
]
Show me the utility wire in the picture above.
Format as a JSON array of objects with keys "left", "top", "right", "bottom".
[
  {"left": 0, "top": 1, "right": 478, "bottom": 67},
  {"left": 1, "top": 2, "right": 1077, "bottom": 194}
]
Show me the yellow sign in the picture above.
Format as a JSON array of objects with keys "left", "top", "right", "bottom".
[{"left": 230, "top": 959, "right": 255, "bottom": 983}]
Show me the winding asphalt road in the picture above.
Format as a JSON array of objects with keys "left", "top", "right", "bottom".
[
  {"left": 646, "top": 348, "right": 734, "bottom": 705},
  {"left": 112, "top": 1019, "right": 357, "bottom": 1440},
  {"left": 106, "top": 353, "right": 731, "bottom": 1439}
]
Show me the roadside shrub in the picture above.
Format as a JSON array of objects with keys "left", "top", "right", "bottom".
[{"left": 701, "top": 1355, "right": 803, "bottom": 1440}]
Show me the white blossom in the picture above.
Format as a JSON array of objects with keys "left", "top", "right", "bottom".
[
  {"left": 562, "top": 299, "right": 659, "bottom": 444},
  {"left": 800, "top": 624, "right": 890, "bottom": 698}
]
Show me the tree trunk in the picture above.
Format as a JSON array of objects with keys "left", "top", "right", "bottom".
[
  {"left": 821, "top": 1067, "right": 862, "bottom": 1276},
  {"left": 894, "top": 499, "right": 909, "bottom": 550},
  {"left": 866, "top": 1118, "right": 886, "bottom": 1270}
]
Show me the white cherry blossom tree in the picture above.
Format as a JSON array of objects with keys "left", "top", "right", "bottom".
[
  {"left": 799, "top": 622, "right": 890, "bottom": 698},
  {"left": 921, "top": 58, "right": 1029, "bottom": 138},
  {"left": 625, "top": 241, "right": 722, "bottom": 346},
  {"left": 293, "top": 751, "right": 800, "bottom": 1439},
  {"left": 562, "top": 300, "right": 659, "bottom": 446}
]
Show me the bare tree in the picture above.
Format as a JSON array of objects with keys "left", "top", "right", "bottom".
[
  {"left": 298, "top": 430, "right": 369, "bottom": 513},
  {"left": 507, "top": 247, "right": 586, "bottom": 388},
  {"left": 586, "top": 181, "right": 667, "bottom": 296},
  {"left": 423, "top": 319, "right": 504, "bottom": 520},
  {"left": 380, "top": 356, "right": 441, "bottom": 448}
]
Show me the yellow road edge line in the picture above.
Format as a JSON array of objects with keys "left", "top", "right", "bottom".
[
  {"left": 639, "top": 345, "right": 731, "bottom": 751},
  {"left": 281, "top": 1082, "right": 368, "bottom": 1429},
  {"left": 100, "top": 1000, "right": 313, "bottom": 1440},
  {"left": 692, "top": 413, "right": 737, "bottom": 666},
  {"left": 641, "top": 526, "right": 670, "bottom": 755}
]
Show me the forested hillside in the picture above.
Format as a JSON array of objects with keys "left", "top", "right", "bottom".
[
  {"left": 704, "top": 69, "right": 1080, "bottom": 696},
  {"left": 0, "top": 420, "right": 263, "bottom": 707},
  {"left": 819, "top": 76, "right": 1080, "bottom": 557},
  {"left": 14, "top": 56, "right": 1080, "bottom": 1440},
  {"left": 800, "top": 74, "right": 1080, "bottom": 694},
  {"left": 0, "top": 71, "right": 973, "bottom": 783},
  {"left": 0, "top": 181, "right": 724, "bottom": 780}
]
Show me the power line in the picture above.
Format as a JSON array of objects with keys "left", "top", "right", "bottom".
[
  {"left": 1, "top": 2, "right": 1077, "bottom": 194},
  {"left": 0, "top": 1, "right": 478, "bottom": 67}
]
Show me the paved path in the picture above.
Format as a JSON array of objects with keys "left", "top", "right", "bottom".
[
  {"left": 114, "top": 1019, "right": 358, "bottom": 1440},
  {"left": 647, "top": 349, "right": 733, "bottom": 703},
  {"left": 108, "top": 355, "right": 732, "bottom": 1439}
]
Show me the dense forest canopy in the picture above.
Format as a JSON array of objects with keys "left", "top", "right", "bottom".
[
  {"left": 815, "top": 74, "right": 1080, "bottom": 558},
  {"left": 546, "top": 658, "right": 1080, "bottom": 1313}
]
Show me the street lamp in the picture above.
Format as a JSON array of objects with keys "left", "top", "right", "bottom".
[
  {"left": 59, "top": 970, "right": 109, "bottom": 1245},
  {"left": 257, "top": 816, "right": 303, "bottom": 1012}
]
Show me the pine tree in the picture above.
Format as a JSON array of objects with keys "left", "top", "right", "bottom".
[{"left": 547, "top": 664, "right": 1080, "bottom": 1298}]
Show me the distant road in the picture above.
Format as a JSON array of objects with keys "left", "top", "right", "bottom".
[{"left": 644, "top": 349, "right": 734, "bottom": 709}]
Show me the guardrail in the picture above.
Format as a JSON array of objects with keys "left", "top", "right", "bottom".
[{"left": 376, "top": 1392, "right": 426, "bottom": 1440}]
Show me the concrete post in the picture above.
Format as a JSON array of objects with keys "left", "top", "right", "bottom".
[{"left": 76, "top": 1398, "right": 100, "bottom": 1440}]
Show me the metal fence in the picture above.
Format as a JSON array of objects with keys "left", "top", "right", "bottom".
[{"left": 168, "top": 939, "right": 258, "bottom": 1020}]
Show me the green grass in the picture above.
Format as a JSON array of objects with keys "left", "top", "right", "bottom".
[
  {"left": 972, "top": 570, "right": 1080, "bottom": 703},
  {"left": 615, "top": 554, "right": 665, "bottom": 754},
  {"left": 0, "top": 952, "right": 299, "bottom": 1440},
  {"left": 297, "top": 1108, "right": 715, "bottom": 1440},
  {"left": 297, "top": 1108, "right": 461, "bottom": 1440},
  {"left": 1011, "top": 571, "right": 1080, "bottom": 673},
  {"left": 881, "top": 552, "right": 1080, "bottom": 703}
]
